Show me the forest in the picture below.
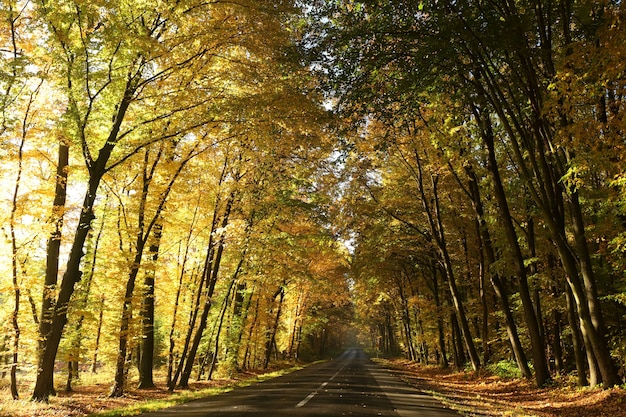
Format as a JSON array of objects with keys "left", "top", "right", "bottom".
[{"left": 0, "top": 0, "right": 625, "bottom": 410}]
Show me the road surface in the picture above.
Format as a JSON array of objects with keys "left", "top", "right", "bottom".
[{"left": 140, "top": 348, "right": 461, "bottom": 416}]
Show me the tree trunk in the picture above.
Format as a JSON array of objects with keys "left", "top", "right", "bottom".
[
  {"left": 412, "top": 149, "right": 480, "bottom": 371},
  {"left": 431, "top": 264, "right": 449, "bottom": 368},
  {"left": 450, "top": 313, "right": 465, "bottom": 368},
  {"left": 565, "top": 284, "right": 588, "bottom": 386},
  {"left": 264, "top": 286, "right": 285, "bottom": 369},
  {"left": 66, "top": 209, "right": 105, "bottom": 391},
  {"left": 91, "top": 295, "right": 105, "bottom": 373},
  {"left": 32, "top": 72, "right": 137, "bottom": 402},
  {"left": 8, "top": 107, "right": 31, "bottom": 400},
  {"left": 178, "top": 195, "right": 232, "bottom": 388},
  {"left": 551, "top": 308, "right": 564, "bottom": 374},
  {"left": 170, "top": 163, "right": 231, "bottom": 390},
  {"left": 431, "top": 176, "right": 481, "bottom": 371},
  {"left": 32, "top": 174, "right": 100, "bottom": 401},
  {"left": 110, "top": 250, "right": 143, "bottom": 397},
  {"left": 34, "top": 142, "right": 69, "bottom": 400},
  {"left": 553, "top": 234, "right": 618, "bottom": 386},
  {"left": 138, "top": 222, "right": 163, "bottom": 389},
  {"left": 167, "top": 241, "right": 197, "bottom": 388},
  {"left": 480, "top": 111, "right": 549, "bottom": 387},
  {"left": 208, "top": 280, "right": 236, "bottom": 380},
  {"left": 242, "top": 291, "right": 260, "bottom": 370}
]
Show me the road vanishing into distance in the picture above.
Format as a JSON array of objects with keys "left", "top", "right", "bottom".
[{"left": 140, "top": 348, "right": 461, "bottom": 417}]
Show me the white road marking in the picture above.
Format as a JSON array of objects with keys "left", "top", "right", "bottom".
[{"left": 295, "top": 356, "right": 352, "bottom": 408}]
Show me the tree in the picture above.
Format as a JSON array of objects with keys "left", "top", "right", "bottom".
[
  {"left": 307, "top": 0, "right": 625, "bottom": 386},
  {"left": 32, "top": 0, "right": 250, "bottom": 400}
]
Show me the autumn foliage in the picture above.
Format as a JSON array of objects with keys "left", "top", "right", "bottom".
[{"left": 1, "top": 0, "right": 626, "bottom": 413}]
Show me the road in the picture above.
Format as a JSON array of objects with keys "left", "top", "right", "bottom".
[{"left": 139, "top": 348, "right": 461, "bottom": 416}]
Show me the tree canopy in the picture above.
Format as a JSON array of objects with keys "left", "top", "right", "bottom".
[{"left": 0, "top": 0, "right": 625, "bottom": 403}]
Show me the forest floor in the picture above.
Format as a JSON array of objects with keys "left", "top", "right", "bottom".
[
  {"left": 0, "top": 359, "right": 625, "bottom": 416},
  {"left": 380, "top": 358, "right": 626, "bottom": 417},
  {"left": 0, "top": 363, "right": 303, "bottom": 417}
]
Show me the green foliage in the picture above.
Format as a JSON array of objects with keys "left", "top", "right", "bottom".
[{"left": 487, "top": 360, "right": 524, "bottom": 380}]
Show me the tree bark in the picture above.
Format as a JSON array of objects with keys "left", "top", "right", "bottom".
[
  {"left": 178, "top": 193, "right": 234, "bottom": 388},
  {"left": 430, "top": 175, "right": 481, "bottom": 371},
  {"left": 138, "top": 222, "right": 163, "bottom": 389},
  {"left": 565, "top": 283, "right": 588, "bottom": 385},
  {"left": 91, "top": 295, "right": 105, "bottom": 374},
  {"left": 411, "top": 149, "right": 481, "bottom": 371},
  {"left": 32, "top": 70, "right": 138, "bottom": 401},
  {"left": 264, "top": 285, "right": 285, "bottom": 369},
  {"left": 480, "top": 110, "right": 550, "bottom": 387},
  {"left": 208, "top": 280, "right": 236, "bottom": 380}
]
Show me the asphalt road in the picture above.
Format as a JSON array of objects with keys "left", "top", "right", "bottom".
[{"left": 140, "top": 348, "right": 461, "bottom": 416}]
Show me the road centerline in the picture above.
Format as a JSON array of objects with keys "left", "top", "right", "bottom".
[{"left": 294, "top": 359, "right": 349, "bottom": 408}]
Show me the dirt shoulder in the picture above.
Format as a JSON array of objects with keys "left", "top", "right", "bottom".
[{"left": 378, "top": 358, "right": 626, "bottom": 417}]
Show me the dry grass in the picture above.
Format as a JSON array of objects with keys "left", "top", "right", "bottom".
[{"left": 381, "top": 358, "right": 626, "bottom": 417}]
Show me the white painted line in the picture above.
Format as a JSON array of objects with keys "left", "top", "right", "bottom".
[{"left": 295, "top": 361, "right": 349, "bottom": 408}]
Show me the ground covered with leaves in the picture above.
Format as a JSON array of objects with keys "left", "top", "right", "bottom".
[
  {"left": 0, "top": 365, "right": 301, "bottom": 417},
  {"left": 382, "top": 359, "right": 626, "bottom": 417},
  {"left": 1, "top": 360, "right": 626, "bottom": 416}
]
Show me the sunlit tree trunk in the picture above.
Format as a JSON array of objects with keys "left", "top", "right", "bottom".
[
  {"left": 32, "top": 62, "right": 139, "bottom": 400},
  {"left": 242, "top": 292, "right": 260, "bottom": 370},
  {"left": 178, "top": 193, "right": 234, "bottom": 388},
  {"left": 66, "top": 205, "right": 106, "bottom": 391},
  {"left": 208, "top": 280, "right": 236, "bottom": 380},
  {"left": 8, "top": 112, "right": 27, "bottom": 401},
  {"left": 166, "top": 207, "right": 201, "bottom": 387}
]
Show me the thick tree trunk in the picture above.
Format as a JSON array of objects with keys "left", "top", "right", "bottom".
[
  {"left": 32, "top": 72, "right": 137, "bottom": 402},
  {"left": 553, "top": 232, "right": 619, "bottom": 386},
  {"left": 32, "top": 177, "right": 99, "bottom": 401},
  {"left": 66, "top": 211, "right": 104, "bottom": 391},
  {"left": 34, "top": 142, "right": 69, "bottom": 400}
]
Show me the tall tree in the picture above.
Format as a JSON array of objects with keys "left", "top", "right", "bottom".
[{"left": 32, "top": 0, "right": 247, "bottom": 400}]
